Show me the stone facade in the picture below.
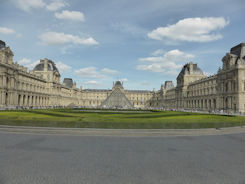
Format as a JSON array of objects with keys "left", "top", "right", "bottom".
[
  {"left": 0, "top": 41, "right": 153, "bottom": 109},
  {"left": 1, "top": 40, "right": 245, "bottom": 113},
  {"left": 153, "top": 43, "right": 245, "bottom": 114}
]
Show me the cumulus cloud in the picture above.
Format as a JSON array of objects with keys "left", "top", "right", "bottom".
[
  {"left": 101, "top": 68, "right": 118, "bottom": 74},
  {"left": 0, "top": 27, "right": 15, "bottom": 34},
  {"left": 139, "top": 49, "right": 194, "bottom": 63},
  {"left": 17, "top": 58, "right": 40, "bottom": 70},
  {"left": 55, "top": 10, "right": 85, "bottom": 21},
  {"left": 46, "top": 0, "right": 67, "bottom": 11},
  {"left": 137, "top": 63, "right": 181, "bottom": 75},
  {"left": 15, "top": 0, "right": 68, "bottom": 12},
  {"left": 137, "top": 49, "right": 195, "bottom": 75},
  {"left": 148, "top": 17, "right": 229, "bottom": 42},
  {"left": 39, "top": 32, "right": 99, "bottom": 46},
  {"left": 75, "top": 67, "right": 105, "bottom": 78},
  {"left": 56, "top": 61, "right": 72, "bottom": 72},
  {"left": 15, "top": 0, "right": 46, "bottom": 12}
]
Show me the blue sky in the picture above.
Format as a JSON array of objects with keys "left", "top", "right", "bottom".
[{"left": 0, "top": 0, "right": 244, "bottom": 90}]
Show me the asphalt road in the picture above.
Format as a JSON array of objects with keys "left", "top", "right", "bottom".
[{"left": 0, "top": 130, "right": 245, "bottom": 184}]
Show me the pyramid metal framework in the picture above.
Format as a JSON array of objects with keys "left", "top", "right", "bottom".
[{"left": 100, "top": 87, "right": 133, "bottom": 108}]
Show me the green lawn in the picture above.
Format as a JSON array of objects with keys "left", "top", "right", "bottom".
[{"left": 0, "top": 109, "right": 244, "bottom": 129}]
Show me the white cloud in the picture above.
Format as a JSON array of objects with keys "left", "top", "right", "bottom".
[
  {"left": 137, "top": 49, "right": 195, "bottom": 75},
  {"left": 152, "top": 49, "right": 165, "bottom": 56},
  {"left": 101, "top": 68, "right": 118, "bottom": 74},
  {"left": 46, "top": 0, "right": 67, "bottom": 11},
  {"left": 39, "top": 32, "right": 99, "bottom": 46},
  {"left": 84, "top": 80, "right": 99, "bottom": 85},
  {"left": 55, "top": 10, "right": 85, "bottom": 21},
  {"left": 139, "top": 49, "right": 194, "bottom": 63},
  {"left": 18, "top": 58, "right": 31, "bottom": 65},
  {"left": 56, "top": 61, "right": 72, "bottom": 72},
  {"left": 17, "top": 58, "right": 39, "bottom": 70},
  {"left": 148, "top": 17, "right": 229, "bottom": 42},
  {"left": 120, "top": 78, "right": 128, "bottom": 82},
  {"left": 0, "top": 27, "right": 15, "bottom": 34},
  {"left": 75, "top": 67, "right": 104, "bottom": 78},
  {"left": 14, "top": 0, "right": 68, "bottom": 12},
  {"left": 137, "top": 63, "right": 181, "bottom": 75},
  {"left": 15, "top": 0, "right": 46, "bottom": 12}
]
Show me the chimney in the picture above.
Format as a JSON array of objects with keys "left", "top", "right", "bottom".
[
  {"left": 0, "top": 40, "right": 6, "bottom": 49},
  {"left": 44, "top": 58, "right": 48, "bottom": 71},
  {"left": 189, "top": 62, "right": 193, "bottom": 74}
]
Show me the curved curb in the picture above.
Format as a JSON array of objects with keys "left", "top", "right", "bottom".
[{"left": 0, "top": 125, "right": 245, "bottom": 137}]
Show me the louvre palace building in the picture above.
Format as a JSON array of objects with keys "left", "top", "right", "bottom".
[{"left": 0, "top": 40, "right": 245, "bottom": 113}]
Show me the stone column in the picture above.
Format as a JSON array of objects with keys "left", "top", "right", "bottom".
[
  {"left": 33, "top": 96, "right": 36, "bottom": 107},
  {"left": 3, "top": 92, "right": 5, "bottom": 106},
  {"left": 29, "top": 96, "right": 32, "bottom": 107},
  {"left": 2, "top": 75, "right": 6, "bottom": 88},
  {"left": 11, "top": 77, "right": 14, "bottom": 89},
  {"left": 37, "top": 97, "right": 40, "bottom": 106},
  {"left": 8, "top": 92, "right": 12, "bottom": 105},
  {"left": 26, "top": 96, "right": 29, "bottom": 107},
  {"left": 0, "top": 91, "right": 2, "bottom": 105},
  {"left": 0, "top": 76, "right": 3, "bottom": 87}
]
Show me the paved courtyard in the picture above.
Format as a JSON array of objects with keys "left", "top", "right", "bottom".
[{"left": 0, "top": 129, "right": 245, "bottom": 184}]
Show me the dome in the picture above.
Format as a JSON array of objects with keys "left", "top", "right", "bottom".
[{"left": 33, "top": 59, "right": 59, "bottom": 72}]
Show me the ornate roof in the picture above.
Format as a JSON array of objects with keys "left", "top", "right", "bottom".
[
  {"left": 164, "top": 81, "right": 174, "bottom": 90},
  {"left": 179, "top": 63, "right": 203, "bottom": 76},
  {"left": 33, "top": 59, "right": 59, "bottom": 72},
  {"left": 230, "top": 42, "right": 245, "bottom": 60},
  {"left": 114, "top": 81, "right": 123, "bottom": 87}
]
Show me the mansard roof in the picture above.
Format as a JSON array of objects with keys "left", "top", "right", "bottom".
[
  {"left": 0, "top": 40, "right": 6, "bottom": 49},
  {"left": 230, "top": 42, "right": 245, "bottom": 59},
  {"left": 63, "top": 78, "right": 73, "bottom": 88}
]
